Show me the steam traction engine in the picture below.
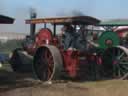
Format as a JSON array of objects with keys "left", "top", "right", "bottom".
[
  {"left": 10, "top": 10, "right": 128, "bottom": 81},
  {"left": 100, "top": 25, "right": 128, "bottom": 79},
  {"left": 10, "top": 14, "right": 102, "bottom": 81},
  {"left": 10, "top": 12, "right": 128, "bottom": 81}
]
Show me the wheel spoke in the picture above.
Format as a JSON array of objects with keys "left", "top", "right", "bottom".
[
  {"left": 119, "top": 58, "right": 128, "bottom": 64},
  {"left": 48, "top": 56, "right": 54, "bottom": 71},
  {"left": 119, "top": 67, "right": 128, "bottom": 76},
  {"left": 44, "top": 49, "right": 54, "bottom": 80},
  {"left": 45, "top": 50, "right": 48, "bottom": 59},
  {"left": 118, "top": 52, "right": 125, "bottom": 59},
  {"left": 119, "top": 64, "right": 128, "bottom": 76},
  {"left": 117, "top": 49, "right": 121, "bottom": 56},
  {"left": 118, "top": 54, "right": 128, "bottom": 77},
  {"left": 120, "top": 65, "right": 128, "bottom": 71},
  {"left": 118, "top": 68, "right": 121, "bottom": 77},
  {"left": 47, "top": 68, "right": 52, "bottom": 79},
  {"left": 103, "top": 48, "right": 128, "bottom": 78},
  {"left": 119, "top": 61, "right": 128, "bottom": 65}
]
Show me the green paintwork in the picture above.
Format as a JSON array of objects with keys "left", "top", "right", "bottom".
[
  {"left": 98, "top": 31, "right": 120, "bottom": 49},
  {"left": 100, "top": 19, "right": 128, "bottom": 26}
]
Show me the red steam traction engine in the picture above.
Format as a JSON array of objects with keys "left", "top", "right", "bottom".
[{"left": 10, "top": 12, "right": 101, "bottom": 81}]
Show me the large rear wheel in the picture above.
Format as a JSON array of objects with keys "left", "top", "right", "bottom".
[
  {"left": 33, "top": 45, "right": 63, "bottom": 81},
  {"left": 102, "top": 46, "right": 128, "bottom": 78}
]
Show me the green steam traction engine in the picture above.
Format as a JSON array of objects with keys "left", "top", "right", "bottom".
[
  {"left": 99, "top": 23, "right": 128, "bottom": 79},
  {"left": 86, "top": 22, "right": 128, "bottom": 79}
]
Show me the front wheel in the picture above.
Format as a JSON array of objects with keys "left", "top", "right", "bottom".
[{"left": 10, "top": 48, "right": 33, "bottom": 72}]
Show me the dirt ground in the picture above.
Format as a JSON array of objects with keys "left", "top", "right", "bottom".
[
  {"left": 0, "top": 64, "right": 128, "bottom": 96},
  {"left": 0, "top": 68, "right": 89, "bottom": 96}
]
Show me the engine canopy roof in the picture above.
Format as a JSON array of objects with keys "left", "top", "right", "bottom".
[
  {"left": 0, "top": 15, "right": 14, "bottom": 24},
  {"left": 26, "top": 16, "right": 100, "bottom": 25},
  {"left": 100, "top": 19, "right": 128, "bottom": 26}
]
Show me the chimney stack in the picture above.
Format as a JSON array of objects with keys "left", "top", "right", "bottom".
[{"left": 30, "top": 8, "right": 36, "bottom": 40}]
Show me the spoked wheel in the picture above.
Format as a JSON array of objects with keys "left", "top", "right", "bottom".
[
  {"left": 102, "top": 46, "right": 128, "bottom": 78},
  {"left": 33, "top": 45, "right": 63, "bottom": 81}
]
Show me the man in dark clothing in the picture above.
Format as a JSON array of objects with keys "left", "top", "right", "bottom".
[{"left": 61, "top": 24, "right": 76, "bottom": 50}]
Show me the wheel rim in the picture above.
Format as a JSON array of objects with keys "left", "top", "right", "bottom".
[
  {"left": 113, "top": 48, "right": 128, "bottom": 77},
  {"left": 45, "top": 49, "right": 54, "bottom": 80},
  {"left": 103, "top": 47, "right": 128, "bottom": 78},
  {"left": 33, "top": 45, "right": 63, "bottom": 81}
]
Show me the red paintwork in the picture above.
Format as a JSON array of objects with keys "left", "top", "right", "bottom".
[
  {"left": 35, "top": 28, "right": 80, "bottom": 78},
  {"left": 62, "top": 50, "right": 79, "bottom": 78},
  {"left": 115, "top": 31, "right": 127, "bottom": 38},
  {"left": 26, "top": 28, "right": 99, "bottom": 78},
  {"left": 118, "top": 32, "right": 124, "bottom": 37},
  {"left": 114, "top": 27, "right": 128, "bottom": 38},
  {"left": 24, "top": 28, "right": 53, "bottom": 55},
  {"left": 52, "top": 37, "right": 59, "bottom": 46},
  {"left": 36, "top": 28, "right": 53, "bottom": 46}
]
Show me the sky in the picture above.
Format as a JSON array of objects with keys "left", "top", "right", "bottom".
[{"left": 0, "top": 0, "right": 128, "bottom": 33}]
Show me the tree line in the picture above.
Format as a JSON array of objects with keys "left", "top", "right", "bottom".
[{"left": 0, "top": 39, "right": 23, "bottom": 53}]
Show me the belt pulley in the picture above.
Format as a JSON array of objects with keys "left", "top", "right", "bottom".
[{"left": 98, "top": 31, "right": 120, "bottom": 49}]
